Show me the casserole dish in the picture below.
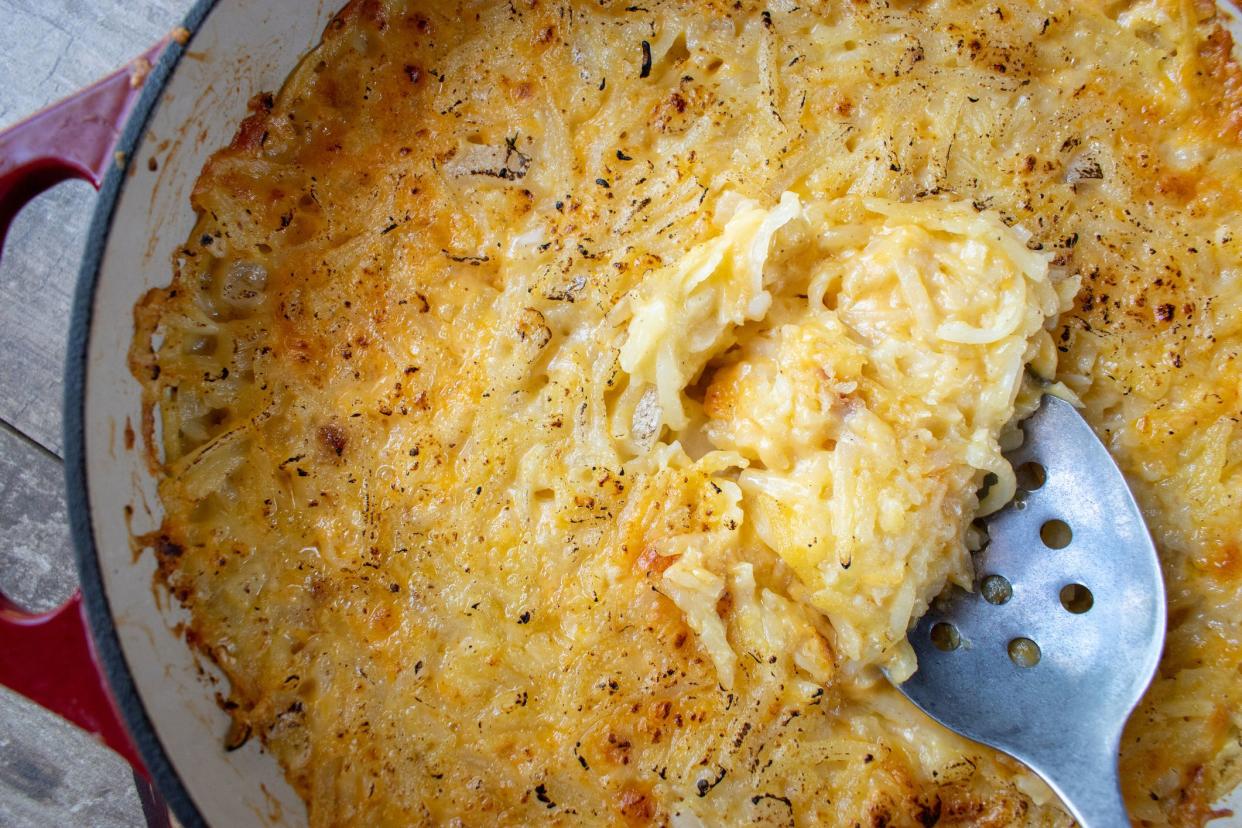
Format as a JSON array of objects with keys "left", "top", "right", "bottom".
[
  {"left": 1, "top": 4, "right": 339, "bottom": 823},
  {"left": 0, "top": 1, "right": 1238, "bottom": 825}
]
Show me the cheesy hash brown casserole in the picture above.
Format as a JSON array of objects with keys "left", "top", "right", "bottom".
[{"left": 131, "top": 0, "right": 1242, "bottom": 824}]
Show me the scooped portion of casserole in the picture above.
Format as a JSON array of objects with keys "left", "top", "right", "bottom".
[
  {"left": 615, "top": 192, "right": 1075, "bottom": 682},
  {"left": 132, "top": 0, "right": 1242, "bottom": 824}
]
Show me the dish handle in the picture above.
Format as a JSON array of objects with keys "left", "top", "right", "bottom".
[
  {"left": 0, "top": 39, "right": 166, "bottom": 251},
  {"left": 0, "top": 593, "right": 145, "bottom": 772},
  {"left": 0, "top": 39, "right": 172, "bottom": 777}
]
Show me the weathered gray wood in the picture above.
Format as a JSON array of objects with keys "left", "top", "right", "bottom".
[
  {"left": 0, "top": 0, "right": 198, "bottom": 456},
  {"left": 0, "top": 2, "right": 197, "bottom": 824},
  {"left": 0, "top": 419, "right": 145, "bottom": 827},
  {"left": 0, "top": 419, "right": 75, "bottom": 612},
  {"left": 0, "top": 687, "right": 143, "bottom": 828},
  {"left": 0, "top": 184, "right": 92, "bottom": 457}
]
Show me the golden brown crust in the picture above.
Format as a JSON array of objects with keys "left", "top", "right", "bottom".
[
  {"left": 132, "top": 1, "right": 1242, "bottom": 824},
  {"left": 1197, "top": 25, "right": 1242, "bottom": 141}
]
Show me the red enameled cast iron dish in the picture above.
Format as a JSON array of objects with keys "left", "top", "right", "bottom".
[
  {"left": 0, "top": 4, "right": 343, "bottom": 824},
  {"left": 0, "top": 3, "right": 1238, "bottom": 826}
]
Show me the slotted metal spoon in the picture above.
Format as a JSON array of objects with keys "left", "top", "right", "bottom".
[{"left": 896, "top": 395, "right": 1166, "bottom": 828}]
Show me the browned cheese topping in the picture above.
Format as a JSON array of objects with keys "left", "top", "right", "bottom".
[{"left": 131, "top": 0, "right": 1242, "bottom": 824}]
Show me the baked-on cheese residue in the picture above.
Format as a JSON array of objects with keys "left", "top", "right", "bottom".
[
  {"left": 618, "top": 193, "right": 1075, "bottom": 680},
  {"left": 130, "top": 0, "right": 1242, "bottom": 824}
]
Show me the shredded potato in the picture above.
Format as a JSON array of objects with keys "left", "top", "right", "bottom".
[
  {"left": 130, "top": 0, "right": 1242, "bottom": 824},
  {"left": 618, "top": 195, "right": 1074, "bottom": 680}
]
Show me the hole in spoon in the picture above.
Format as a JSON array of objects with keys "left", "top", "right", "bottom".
[
  {"left": 1015, "top": 461, "right": 1046, "bottom": 491},
  {"left": 1008, "top": 637, "right": 1041, "bottom": 667},
  {"left": 1059, "top": 583, "right": 1094, "bottom": 613},
  {"left": 977, "top": 472, "right": 998, "bottom": 501},
  {"left": 981, "top": 574, "right": 1012, "bottom": 605},
  {"left": 930, "top": 622, "right": 961, "bottom": 652},
  {"left": 1040, "top": 519, "right": 1072, "bottom": 549}
]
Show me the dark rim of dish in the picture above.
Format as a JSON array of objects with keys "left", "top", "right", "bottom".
[{"left": 64, "top": 1, "right": 219, "bottom": 826}]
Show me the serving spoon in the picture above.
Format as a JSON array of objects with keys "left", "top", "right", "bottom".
[{"left": 895, "top": 395, "right": 1166, "bottom": 828}]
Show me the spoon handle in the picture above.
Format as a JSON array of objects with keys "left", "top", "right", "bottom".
[{"left": 1031, "top": 744, "right": 1130, "bottom": 828}]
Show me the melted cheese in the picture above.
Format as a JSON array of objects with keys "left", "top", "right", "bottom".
[
  {"left": 619, "top": 195, "right": 1075, "bottom": 680},
  {"left": 617, "top": 191, "right": 803, "bottom": 431},
  {"left": 130, "top": 0, "right": 1242, "bottom": 824}
]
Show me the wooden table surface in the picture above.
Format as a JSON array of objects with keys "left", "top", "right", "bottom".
[{"left": 0, "top": 1, "right": 195, "bottom": 825}]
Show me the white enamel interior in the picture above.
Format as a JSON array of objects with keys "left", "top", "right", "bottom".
[
  {"left": 79, "top": 2, "right": 1242, "bottom": 826},
  {"left": 83, "top": 1, "right": 336, "bottom": 825}
]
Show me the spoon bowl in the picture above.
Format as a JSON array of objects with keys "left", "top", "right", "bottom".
[{"left": 895, "top": 395, "right": 1166, "bottom": 828}]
